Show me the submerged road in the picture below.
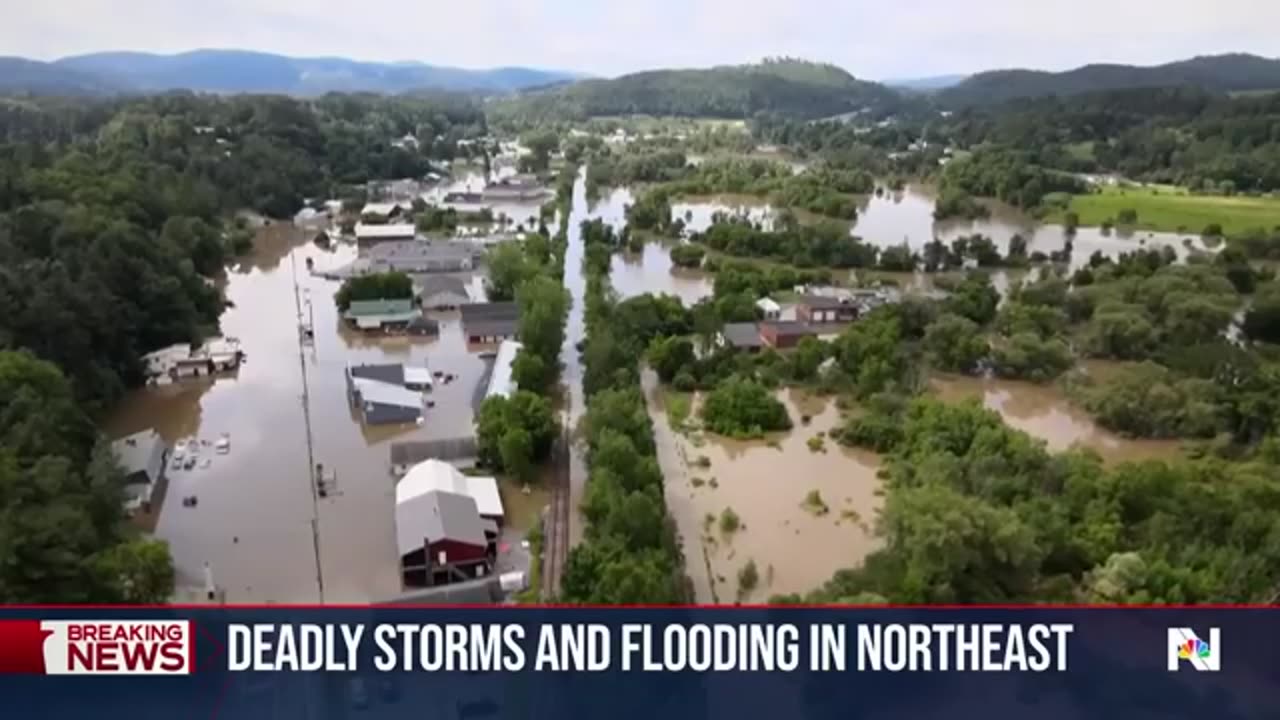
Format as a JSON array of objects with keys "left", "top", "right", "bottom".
[
  {"left": 544, "top": 169, "right": 591, "bottom": 598},
  {"left": 640, "top": 368, "right": 715, "bottom": 603}
]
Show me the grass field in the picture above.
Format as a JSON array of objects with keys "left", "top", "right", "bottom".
[{"left": 1046, "top": 185, "right": 1280, "bottom": 235}]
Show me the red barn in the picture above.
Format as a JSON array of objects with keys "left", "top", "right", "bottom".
[{"left": 396, "top": 489, "right": 496, "bottom": 588}]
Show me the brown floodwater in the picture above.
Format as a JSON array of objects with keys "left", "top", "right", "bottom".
[
  {"left": 583, "top": 181, "right": 1209, "bottom": 308},
  {"left": 929, "top": 374, "right": 1182, "bottom": 463},
  {"left": 105, "top": 225, "right": 515, "bottom": 602},
  {"left": 642, "top": 375, "right": 883, "bottom": 604}
]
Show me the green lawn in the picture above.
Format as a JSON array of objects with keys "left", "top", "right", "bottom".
[{"left": 1046, "top": 186, "right": 1280, "bottom": 235}]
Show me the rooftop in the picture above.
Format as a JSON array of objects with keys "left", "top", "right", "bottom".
[
  {"left": 355, "top": 223, "right": 417, "bottom": 240},
  {"left": 349, "top": 363, "right": 406, "bottom": 386},
  {"left": 763, "top": 320, "right": 814, "bottom": 337},
  {"left": 797, "top": 294, "right": 852, "bottom": 309},
  {"left": 721, "top": 322, "right": 763, "bottom": 348},
  {"left": 351, "top": 376, "right": 423, "bottom": 410},
  {"left": 111, "top": 429, "right": 166, "bottom": 486},
  {"left": 345, "top": 299, "right": 416, "bottom": 318},
  {"left": 398, "top": 459, "right": 503, "bottom": 519},
  {"left": 460, "top": 302, "right": 519, "bottom": 322},
  {"left": 395, "top": 489, "right": 486, "bottom": 556},
  {"left": 417, "top": 275, "right": 469, "bottom": 298},
  {"left": 361, "top": 202, "right": 406, "bottom": 217},
  {"left": 485, "top": 340, "right": 523, "bottom": 400},
  {"left": 755, "top": 297, "right": 781, "bottom": 313}
]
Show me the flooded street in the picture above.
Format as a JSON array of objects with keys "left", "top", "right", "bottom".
[
  {"left": 106, "top": 218, "right": 541, "bottom": 602},
  {"left": 560, "top": 171, "right": 589, "bottom": 549},
  {"left": 930, "top": 374, "right": 1183, "bottom": 463},
  {"left": 642, "top": 371, "right": 882, "bottom": 603}
]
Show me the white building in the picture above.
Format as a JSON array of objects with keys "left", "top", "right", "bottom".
[
  {"left": 398, "top": 459, "right": 504, "bottom": 522},
  {"left": 485, "top": 340, "right": 523, "bottom": 400},
  {"left": 755, "top": 297, "right": 781, "bottom": 320}
]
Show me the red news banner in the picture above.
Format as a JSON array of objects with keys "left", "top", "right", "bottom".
[{"left": 0, "top": 620, "right": 194, "bottom": 675}]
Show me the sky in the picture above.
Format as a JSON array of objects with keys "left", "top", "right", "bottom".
[{"left": 6, "top": 0, "right": 1280, "bottom": 80}]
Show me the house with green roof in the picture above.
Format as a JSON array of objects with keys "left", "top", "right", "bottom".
[{"left": 343, "top": 298, "right": 436, "bottom": 334}]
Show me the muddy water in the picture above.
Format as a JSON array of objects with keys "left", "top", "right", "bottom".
[
  {"left": 561, "top": 170, "right": 590, "bottom": 548},
  {"left": 644, "top": 380, "right": 882, "bottom": 603},
  {"left": 581, "top": 181, "right": 1208, "bottom": 308},
  {"left": 106, "top": 226, "right": 502, "bottom": 602},
  {"left": 930, "top": 374, "right": 1182, "bottom": 463},
  {"left": 851, "top": 185, "right": 1209, "bottom": 270}
]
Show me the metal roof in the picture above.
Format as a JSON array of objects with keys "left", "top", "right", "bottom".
[
  {"left": 485, "top": 340, "right": 523, "bottom": 400},
  {"left": 349, "top": 363, "right": 405, "bottom": 385},
  {"left": 355, "top": 223, "right": 416, "bottom": 239},
  {"left": 351, "top": 377, "right": 423, "bottom": 410},
  {"left": 345, "top": 299, "right": 416, "bottom": 318},
  {"left": 395, "top": 489, "right": 486, "bottom": 556},
  {"left": 398, "top": 459, "right": 504, "bottom": 519},
  {"left": 721, "top": 322, "right": 763, "bottom": 348},
  {"left": 111, "top": 430, "right": 166, "bottom": 486}
]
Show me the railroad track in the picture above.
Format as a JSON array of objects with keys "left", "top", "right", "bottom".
[{"left": 541, "top": 419, "right": 572, "bottom": 600}]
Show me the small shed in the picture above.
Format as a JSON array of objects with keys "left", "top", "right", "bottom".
[{"left": 755, "top": 297, "right": 781, "bottom": 320}]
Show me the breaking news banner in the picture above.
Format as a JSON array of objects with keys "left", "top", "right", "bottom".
[{"left": 0, "top": 607, "right": 1274, "bottom": 719}]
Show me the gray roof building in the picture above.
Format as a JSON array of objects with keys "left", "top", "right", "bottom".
[
  {"left": 719, "top": 322, "right": 764, "bottom": 349},
  {"left": 111, "top": 430, "right": 167, "bottom": 487},
  {"left": 460, "top": 302, "right": 519, "bottom": 342},
  {"left": 396, "top": 489, "right": 487, "bottom": 556},
  {"left": 390, "top": 438, "right": 479, "bottom": 475},
  {"left": 418, "top": 275, "right": 472, "bottom": 309}
]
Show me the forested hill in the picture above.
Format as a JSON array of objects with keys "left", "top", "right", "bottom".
[
  {"left": 0, "top": 57, "right": 123, "bottom": 96},
  {"left": 0, "top": 50, "right": 580, "bottom": 96},
  {"left": 489, "top": 59, "right": 900, "bottom": 122},
  {"left": 939, "top": 53, "right": 1280, "bottom": 106}
]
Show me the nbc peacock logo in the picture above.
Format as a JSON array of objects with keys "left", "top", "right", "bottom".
[
  {"left": 1177, "top": 638, "right": 1211, "bottom": 661},
  {"left": 1167, "top": 628, "right": 1220, "bottom": 672}
]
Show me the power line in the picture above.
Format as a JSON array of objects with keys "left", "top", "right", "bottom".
[{"left": 291, "top": 250, "right": 326, "bottom": 603}]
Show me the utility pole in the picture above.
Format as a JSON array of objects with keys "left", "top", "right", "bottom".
[{"left": 291, "top": 251, "right": 325, "bottom": 603}]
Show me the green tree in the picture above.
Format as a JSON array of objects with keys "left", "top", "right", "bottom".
[
  {"left": 924, "top": 314, "right": 988, "bottom": 373},
  {"left": 647, "top": 336, "right": 695, "bottom": 383},
  {"left": 499, "top": 428, "right": 535, "bottom": 484},
  {"left": 93, "top": 538, "right": 176, "bottom": 603},
  {"left": 701, "top": 376, "right": 792, "bottom": 437}
]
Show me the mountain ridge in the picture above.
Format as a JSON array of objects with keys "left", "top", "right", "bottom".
[
  {"left": 939, "top": 53, "right": 1280, "bottom": 105},
  {"left": 491, "top": 58, "right": 901, "bottom": 121},
  {"left": 0, "top": 49, "right": 581, "bottom": 96}
]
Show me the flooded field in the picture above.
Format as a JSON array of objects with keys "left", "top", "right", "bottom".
[
  {"left": 643, "top": 374, "right": 882, "bottom": 603},
  {"left": 930, "top": 374, "right": 1182, "bottom": 463},
  {"left": 105, "top": 224, "right": 536, "bottom": 602},
  {"left": 580, "top": 180, "right": 1209, "bottom": 308}
]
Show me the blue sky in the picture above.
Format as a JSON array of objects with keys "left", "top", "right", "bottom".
[{"left": 7, "top": 0, "right": 1279, "bottom": 79}]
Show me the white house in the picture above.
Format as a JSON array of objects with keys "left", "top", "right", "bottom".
[
  {"left": 398, "top": 459, "right": 504, "bottom": 522},
  {"left": 755, "top": 297, "right": 782, "bottom": 320},
  {"left": 485, "top": 340, "right": 523, "bottom": 400}
]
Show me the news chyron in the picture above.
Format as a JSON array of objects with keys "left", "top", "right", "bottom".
[{"left": 0, "top": 620, "right": 193, "bottom": 675}]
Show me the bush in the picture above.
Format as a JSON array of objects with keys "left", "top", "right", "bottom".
[
  {"left": 720, "top": 507, "right": 741, "bottom": 535},
  {"left": 670, "top": 243, "right": 707, "bottom": 268},
  {"left": 701, "top": 376, "right": 792, "bottom": 438},
  {"left": 738, "top": 560, "right": 759, "bottom": 595}
]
